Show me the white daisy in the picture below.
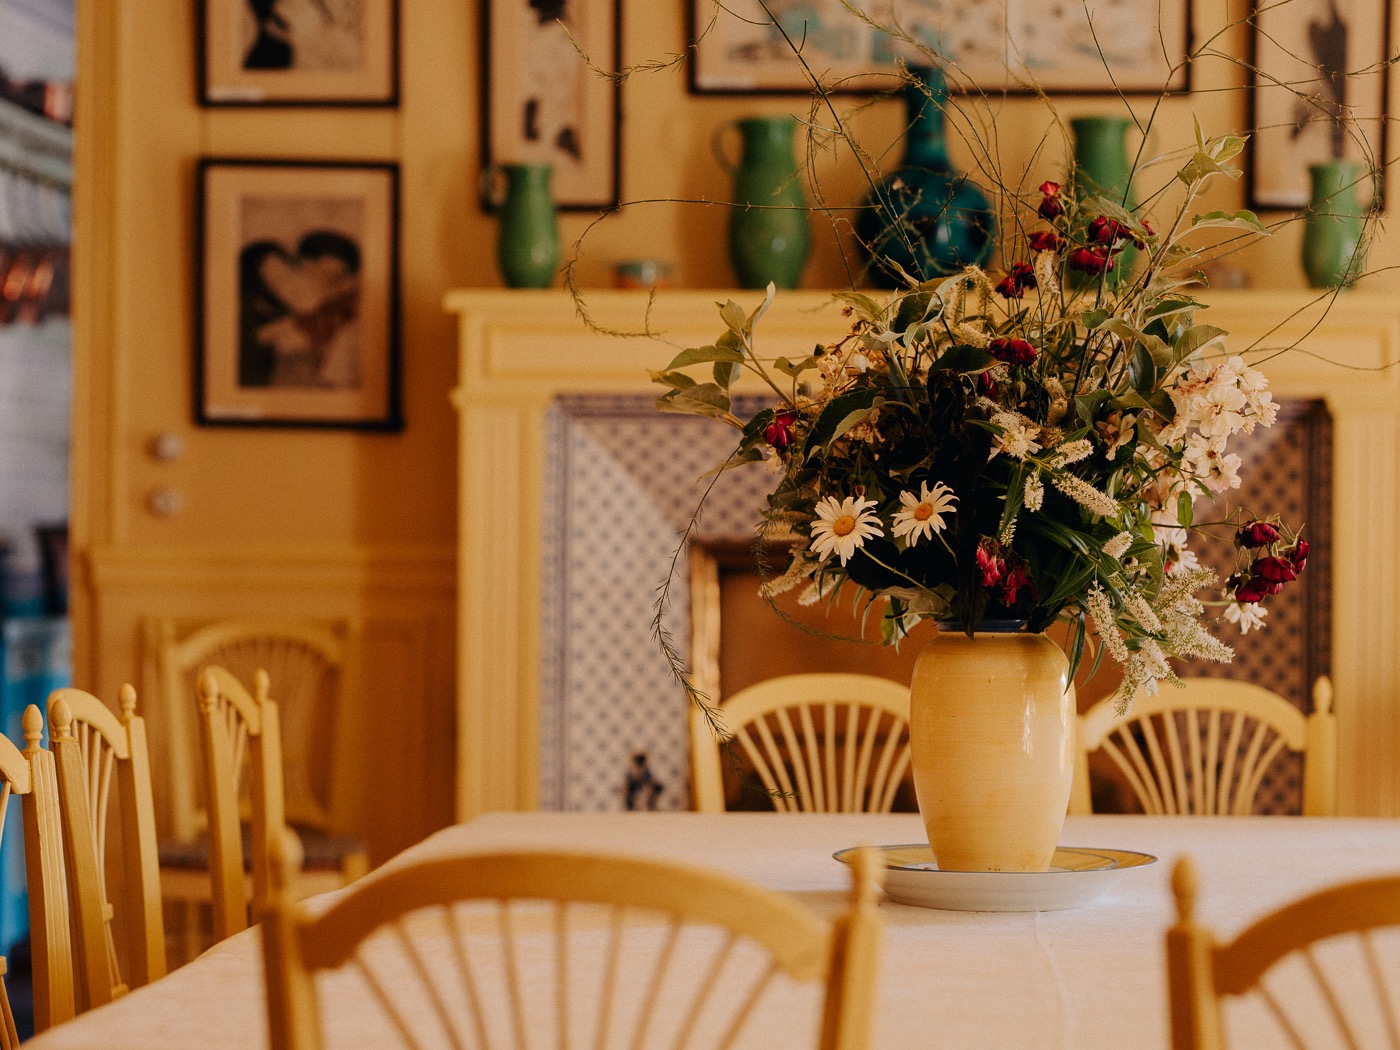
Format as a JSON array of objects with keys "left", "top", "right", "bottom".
[
  {"left": 891, "top": 481, "right": 957, "bottom": 547},
  {"left": 1223, "top": 601, "right": 1268, "bottom": 635},
  {"left": 808, "top": 495, "right": 883, "bottom": 565}
]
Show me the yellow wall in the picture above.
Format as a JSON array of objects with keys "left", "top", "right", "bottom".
[{"left": 73, "top": 1, "right": 1399, "bottom": 858}]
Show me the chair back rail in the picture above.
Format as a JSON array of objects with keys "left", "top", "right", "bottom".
[
  {"left": 48, "top": 684, "right": 165, "bottom": 1009},
  {"left": 262, "top": 839, "right": 884, "bottom": 1050},
  {"left": 691, "top": 674, "right": 911, "bottom": 814},
  {"left": 1072, "top": 677, "right": 1336, "bottom": 816},
  {"left": 198, "top": 666, "right": 287, "bottom": 940},
  {"left": 1167, "top": 854, "right": 1400, "bottom": 1049}
]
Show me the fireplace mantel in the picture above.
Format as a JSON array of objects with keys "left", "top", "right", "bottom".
[{"left": 447, "top": 288, "right": 1400, "bottom": 820}]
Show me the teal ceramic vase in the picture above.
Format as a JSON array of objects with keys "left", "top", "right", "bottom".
[
  {"left": 1069, "top": 115, "right": 1136, "bottom": 287},
  {"left": 1302, "top": 160, "right": 1366, "bottom": 289},
  {"left": 719, "top": 116, "right": 811, "bottom": 289},
  {"left": 856, "top": 65, "right": 995, "bottom": 288},
  {"left": 484, "top": 163, "right": 561, "bottom": 289}
]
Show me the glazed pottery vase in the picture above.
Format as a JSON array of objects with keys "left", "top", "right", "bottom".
[
  {"left": 908, "top": 627, "right": 1074, "bottom": 872},
  {"left": 1302, "top": 160, "right": 1367, "bottom": 289},
  {"left": 718, "top": 116, "right": 811, "bottom": 289},
  {"left": 857, "top": 66, "right": 995, "bottom": 287},
  {"left": 484, "top": 163, "right": 561, "bottom": 289},
  {"left": 1069, "top": 115, "right": 1136, "bottom": 287}
]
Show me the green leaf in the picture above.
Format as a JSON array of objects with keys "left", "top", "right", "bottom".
[
  {"left": 832, "top": 291, "right": 884, "bottom": 323},
  {"left": 805, "top": 389, "right": 881, "bottom": 454},
  {"left": 713, "top": 360, "right": 742, "bottom": 388},
  {"left": 1177, "top": 150, "right": 1242, "bottom": 186},
  {"left": 774, "top": 355, "right": 818, "bottom": 378},
  {"left": 1081, "top": 195, "right": 1135, "bottom": 224},
  {"left": 822, "top": 402, "right": 885, "bottom": 452},
  {"left": 1147, "top": 296, "right": 1202, "bottom": 320},
  {"left": 893, "top": 289, "right": 934, "bottom": 332},
  {"left": 931, "top": 345, "right": 997, "bottom": 374},
  {"left": 1074, "top": 389, "right": 1114, "bottom": 424},
  {"left": 1128, "top": 343, "right": 1157, "bottom": 395},
  {"left": 1177, "top": 492, "right": 1194, "bottom": 528},
  {"left": 719, "top": 299, "right": 747, "bottom": 333},
  {"left": 656, "top": 382, "right": 734, "bottom": 423},
  {"left": 648, "top": 369, "right": 697, "bottom": 391},
  {"left": 665, "top": 344, "right": 744, "bottom": 370},
  {"left": 747, "top": 282, "right": 776, "bottom": 330},
  {"left": 1190, "top": 210, "right": 1269, "bottom": 235},
  {"left": 1174, "top": 324, "right": 1229, "bottom": 361},
  {"left": 1080, "top": 309, "right": 1112, "bottom": 329}
]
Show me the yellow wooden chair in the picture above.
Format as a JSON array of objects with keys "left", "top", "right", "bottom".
[
  {"left": 1069, "top": 677, "right": 1336, "bottom": 816},
  {"left": 47, "top": 685, "right": 165, "bottom": 1012},
  {"left": 0, "top": 705, "right": 77, "bottom": 1043},
  {"left": 691, "top": 672, "right": 911, "bottom": 813},
  {"left": 149, "top": 619, "right": 369, "bottom": 958},
  {"left": 262, "top": 835, "right": 885, "bottom": 1050},
  {"left": 1167, "top": 855, "right": 1400, "bottom": 1048}
]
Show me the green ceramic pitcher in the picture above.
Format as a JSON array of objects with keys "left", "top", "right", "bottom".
[
  {"left": 483, "top": 163, "right": 561, "bottom": 289},
  {"left": 1302, "top": 160, "right": 1367, "bottom": 289},
  {"left": 715, "top": 116, "right": 810, "bottom": 289}
]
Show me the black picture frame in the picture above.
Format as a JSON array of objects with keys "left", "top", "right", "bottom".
[
  {"left": 195, "top": 158, "right": 403, "bottom": 431},
  {"left": 481, "top": 0, "right": 622, "bottom": 211},
  {"left": 687, "top": 0, "right": 1194, "bottom": 96},
  {"left": 198, "top": 0, "right": 401, "bottom": 108},
  {"left": 1246, "top": 0, "right": 1391, "bottom": 212}
]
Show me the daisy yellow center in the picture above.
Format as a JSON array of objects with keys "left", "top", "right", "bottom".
[
  {"left": 914, "top": 503, "right": 934, "bottom": 522},
  {"left": 832, "top": 515, "right": 857, "bottom": 537}
]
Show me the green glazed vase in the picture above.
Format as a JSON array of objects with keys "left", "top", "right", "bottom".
[
  {"left": 720, "top": 116, "right": 811, "bottom": 289},
  {"left": 856, "top": 65, "right": 995, "bottom": 288},
  {"left": 1302, "top": 160, "right": 1366, "bottom": 289},
  {"left": 485, "top": 163, "right": 561, "bottom": 289},
  {"left": 1069, "top": 115, "right": 1136, "bottom": 287}
]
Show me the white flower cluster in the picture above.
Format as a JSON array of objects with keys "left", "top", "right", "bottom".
[{"left": 1154, "top": 356, "right": 1277, "bottom": 495}]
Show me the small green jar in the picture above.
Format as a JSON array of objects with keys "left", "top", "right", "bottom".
[
  {"left": 1302, "top": 160, "right": 1367, "bottom": 289},
  {"left": 717, "top": 116, "right": 811, "bottom": 289},
  {"left": 484, "top": 163, "right": 561, "bottom": 289}
]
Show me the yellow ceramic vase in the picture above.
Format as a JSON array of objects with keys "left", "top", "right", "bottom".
[{"left": 909, "top": 628, "right": 1074, "bottom": 872}]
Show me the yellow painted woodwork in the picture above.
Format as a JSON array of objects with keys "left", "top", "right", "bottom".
[
  {"left": 449, "top": 288, "right": 1400, "bottom": 822},
  {"left": 690, "top": 673, "right": 911, "bottom": 814},
  {"left": 262, "top": 833, "right": 885, "bottom": 1050},
  {"left": 1072, "top": 677, "right": 1337, "bottom": 816},
  {"left": 1167, "top": 854, "right": 1400, "bottom": 1048},
  {"left": 47, "top": 685, "right": 165, "bottom": 1012}
]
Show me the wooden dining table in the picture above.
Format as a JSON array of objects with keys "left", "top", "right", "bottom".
[{"left": 23, "top": 811, "right": 1400, "bottom": 1048}]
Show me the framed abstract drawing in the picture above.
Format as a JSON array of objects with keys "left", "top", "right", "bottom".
[
  {"left": 688, "top": 0, "right": 1192, "bottom": 94},
  {"left": 196, "top": 159, "right": 403, "bottom": 430},
  {"left": 1248, "top": 0, "right": 1390, "bottom": 211},
  {"left": 199, "top": 0, "right": 399, "bottom": 106},
  {"left": 482, "top": 0, "right": 621, "bottom": 210}
]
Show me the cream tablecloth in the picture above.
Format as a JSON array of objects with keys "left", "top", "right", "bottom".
[{"left": 23, "top": 812, "right": 1400, "bottom": 1049}]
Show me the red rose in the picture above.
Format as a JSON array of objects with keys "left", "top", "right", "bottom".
[
  {"left": 1028, "top": 230, "right": 1064, "bottom": 253},
  {"left": 1068, "top": 248, "right": 1113, "bottom": 274},
  {"left": 1237, "top": 521, "right": 1281, "bottom": 549},
  {"left": 1037, "top": 181, "right": 1064, "bottom": 221},
  {"left": 1290, "top": 537, "right": 1309, "bottom": 572},
  {"left": 1234, "top": 577, "right": 1271, "bottom": 603},
  {"left": 1253, "top": 556, "right": 1297, "bottom": 584},
  {"left": 989, "top": 337, "right": 1037, "bottom": 366},
  {"left": 764, "top": 410, "right": 798, "bottom": 448},
  {"left": 1088, "top": 216, "right": 1129, "bottom": 245}
]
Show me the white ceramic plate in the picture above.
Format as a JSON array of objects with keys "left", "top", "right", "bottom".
[{"left": 833, "top": 844, "right": 1157, "bottom": 912}]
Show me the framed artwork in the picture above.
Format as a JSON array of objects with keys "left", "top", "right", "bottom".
[
  {"left": 689, "top": 0, "right": 1192, "bottom": 95},
  {"left": 199, "top": 0, "right": 399, "bottom": 106},
  {"left": 483, "top": 0, "right": 621, "bottom": 210},
  {"left": 196, "top": 159, "right": 402, "bottom": 430},
  {"left": 1248, "top": 0, "right": 1390, "bottom": 211}
]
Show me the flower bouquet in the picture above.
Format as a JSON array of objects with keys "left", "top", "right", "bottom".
[{"left": 653, "top": 124, "right": 1307, "bottom": 708}]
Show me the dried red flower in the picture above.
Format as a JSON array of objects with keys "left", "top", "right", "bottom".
[
  {"left": 989, "top": 337, "right": 1037, "bottom": 366},
  {"left": 1088, "top": 216, "right": 1130, "bottom": 246},
  {"left": 1028, "top": 230, "right": 1064, "bottom": 253},
  {"left": 994, "top": 263, "right": 1038, "bottom": 300},
  {"left": 1290, "top": 537, "right": 1310, "bottom": 572},
  {"left": 1253, "top": 556, "right": 1297, "bottom": 585},
  {"left": 764, "top": 410, "right": 799, "bottom": 448},
  {"left": 1234, "top": 576, "right": 1271, "bottom": 603},
  {"left": 1237, "top": 521, "right": 1281, "bottom": 549},
  {"left": 1068, "top": 248, "right": 1113, "bottom": 275},
  {"left": 1037, "top": 181, "right": 1064, "bottom": 220}
]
